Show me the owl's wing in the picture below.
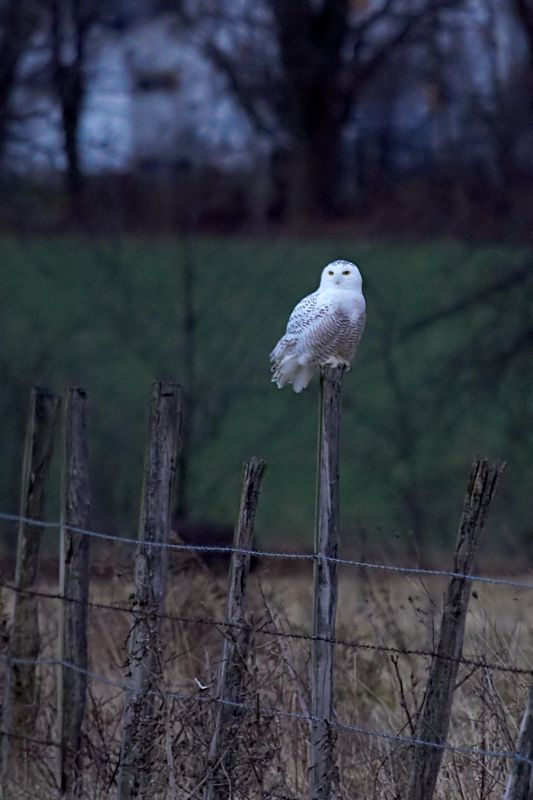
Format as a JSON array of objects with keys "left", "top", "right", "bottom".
[
  {"left": 285, "top": 291, "right": 320, "bottom": 336},
  {"left": 345, "top": 310, "right": 366, "bottom": 360},
  {"left": 272, "top": 291, "right": 347, "bottom": 366},
  {"left": 270, "top": 292, "right": 318, "bottom": 362},
  {"left": 290, "top": 299, "right": 367, "bottom": 366}
]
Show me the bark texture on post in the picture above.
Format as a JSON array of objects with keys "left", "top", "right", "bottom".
[
  {"left": 203, "top": 457, "right": 266, "bottom": 800},
  {"left": 58, "top": 387, "right": 91, "bottom": 798},
  {"left": 118, "top": 382, "right": 182, "bottom": 800},
  {"left": 503, "top": 685, "right": 533, "bottom": 800},
  {"left": 1, "top": 388, "right": 60, "bottom": 784},
  {"left": 310, "top": 365, "right": 344, "bottom": 800},
  {"left": 407, "top": 458, "right": 505, "bottom": 800}
]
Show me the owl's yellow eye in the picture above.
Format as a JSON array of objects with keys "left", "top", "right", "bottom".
[
  {"left": 342, "top": 270, "right": 350, "bottom": 275},
  {"left": 328, "top": 270, "right": 334, "bottom": 275}
]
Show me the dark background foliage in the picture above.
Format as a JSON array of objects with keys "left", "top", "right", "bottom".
[{"left": 1, "top": 0, "right": 532, "bottom": 562}]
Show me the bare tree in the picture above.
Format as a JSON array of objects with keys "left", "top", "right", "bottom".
[
  {"left": 175, "top": 0, "right": 457, "bottom": 220},
  {"left": 49, "top": 0, "right": 98, "bottom": 217},
  {"left": 0, "top": 0, "right": 42, "bottom": 164},
  {"left": 466, "top": 0, "right": 529, "bottom": 212},
  {"left": 400, "top": 253, "right": 533, "bottom": 457},
  {"left": 514, "top": 0, "right": 533, "bottom": 70}
]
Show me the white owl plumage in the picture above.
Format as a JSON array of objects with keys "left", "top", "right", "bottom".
[{"left": 270, "top": 260, "right": 366, "bottom": 393}]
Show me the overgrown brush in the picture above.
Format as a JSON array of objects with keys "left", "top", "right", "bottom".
[{"left": 0, "top": 559, "right": 530, "bottom": 798}]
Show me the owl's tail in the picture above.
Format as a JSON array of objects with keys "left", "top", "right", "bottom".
[{"left": 271, "top": 354, "right": 315, "bottom": 393}]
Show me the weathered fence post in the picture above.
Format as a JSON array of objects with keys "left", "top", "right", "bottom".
[
  {"left": 117, "top": 382, "right": 182, "bottom": 800},
  {"left": 203, "top": 456, "right": 266, "bottom": 800},
  {"left": 1, "top": 388, "right": 60, "bottom": 787},
  {"left": 310, "top": 365, "right": 344, "bottom": 800},
  {"left": 503, "top": 685, "right": 533, "bottom": 800},
  {"left": 407, "top": 458, "right": 505, "bottom": 800},
  {"left": 57, "top": 387, "right": 91, "bottom": 798}
]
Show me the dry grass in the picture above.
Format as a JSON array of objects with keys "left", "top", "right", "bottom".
[{"left": 1, "top": 552, "right": 532, "bottom": 798}]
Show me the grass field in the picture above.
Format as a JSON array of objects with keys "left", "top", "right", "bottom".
[
  {"left": 1, "top": 553, "right": 531, "bottom": 798},
  {"left": 1, "top": 235, "right": 532, "bottom": 559}
]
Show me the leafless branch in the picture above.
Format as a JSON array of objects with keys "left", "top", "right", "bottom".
[{"left": 401, "top": 262, "right": 532, "bottom": 340}]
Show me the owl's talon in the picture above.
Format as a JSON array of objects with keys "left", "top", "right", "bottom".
[{"left": 321, "top": 357, "right": 349, "bottom": 369}]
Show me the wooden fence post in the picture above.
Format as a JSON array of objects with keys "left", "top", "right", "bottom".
[
  {"left": 57, "top": 388, "right": 91, "bottom": 798},
  {"left": 503, "top": 685, "right": 533, "bottom": 800},
  {"left": 1, "top": 388, "right": 60, "bottom": 786},
  {"left": 310, "top": 365, "right": 344, "bottom": 800},
  {"left": 406, "top": 458, "right": 505, "bottom": 800},
  {"left": 117, "top": 382, "right": 182, "bottom": 800},
  {"left": 203, "top": 456, "right": 266, "bottom": 800}
]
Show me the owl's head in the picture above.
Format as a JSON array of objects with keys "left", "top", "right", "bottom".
[{"left": 319, "top": 260, "right": 362, "bottom": 292}]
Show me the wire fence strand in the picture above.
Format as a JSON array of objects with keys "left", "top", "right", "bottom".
[
  {"left": 1, "top": 653, "right": 531, "bottom": 769},
  {"left": 1, "top": 509, "right": 533, "bottom": 591},
  {"left": 2, "top": 505, "right": 532, "bottom": 792},
  {"left": 1, "top": 579, "right": 532, "bottom": 678}
]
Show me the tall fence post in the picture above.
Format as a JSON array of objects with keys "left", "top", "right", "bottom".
[
  {"left": 503, "top": 685, "right": 533, "bottom": 800},
  {"left": 203, "top": 456, "right": 266, "bottom": 800},
  {"left": 407, "top": 458, "right": 505, "bottom": 800},
  {"left": 57, "top": 387, "right": 91, "bottom": 798},
  {"left": 118, "top": 381, "right": 182, "bottom": 800},
  {"left": 310, "top": 365, "right": 344, "bottom": 800},
  {"left": 1, "top": 388, "right": 60, "bottom": 787}
]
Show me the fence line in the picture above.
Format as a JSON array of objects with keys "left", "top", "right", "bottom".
[
  {"left": 117, "top": 381, "right": 182, "bottom": 800},
  {"left": 1, "top": 579, "right": 532, "bottom": 678},
  {"left": 203, "top": 457, "right": 265, "bottom": 800},
  {"left": 0, "top": 387, "right": 60, "bottom": 788},
  {"left": 1, "top": 386, "right": 519, "bottom": 798},
  {"left": 1, "top": 509, "right": 532, "bottom": 592},
  {"left": 407, "top": 458, "right": 504, "bottom": 800},
  {"left": 58, "top": 386, "right": 91, "bottom": 795},
  {"left": 1, "top": 652, "right": 531, "bottom": 770}
]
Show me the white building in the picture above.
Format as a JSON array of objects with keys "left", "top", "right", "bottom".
[
  {"left": 3, "top": 2, "right": 530, "bottom": 181},
  {"left": 5, "top": 14, "right": 258, "bottom": 177}
]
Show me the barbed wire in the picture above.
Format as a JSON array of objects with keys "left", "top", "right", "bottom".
[
  {"left": 1, "top": 510, "right": 533, "bottom": 591},
  {"left": 2, "top": 579, "right": 532, "bottom": 678},
  {"left": 1, "top": 653, "right": 531, "bottom": 769}
]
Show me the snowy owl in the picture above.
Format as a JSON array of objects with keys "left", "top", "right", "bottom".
[{"left": 270, "top": 260, "right": 366, "bottom": 393}]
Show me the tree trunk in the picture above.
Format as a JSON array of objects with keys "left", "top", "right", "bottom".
[
  {"left": 283, "top": 105, "right": 344, "bottom": 222},
  {"left": 0, "top": 0, "right": 40, "bottom": 166},
  {"left": 271, "top": 1, "right": 347, "bottom": 221},
  {"left": 514, "top": 0, "right": 533, "bottom": 72},
  {"left": 63, "top": 93, "right": 84, "bottom": 207},
  {"left": 176, "top": 223, "right": 196, "bottom": 520},
  {"left": 51, "top": 0, "right": 87, "bottom": 222}
]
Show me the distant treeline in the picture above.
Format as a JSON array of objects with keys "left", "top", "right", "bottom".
[
  {"left": 1, "top": 1, "right": 533, "bottom": 236},
  {"left": 3, "top": 168, "right": 533, "bottom": 241}
]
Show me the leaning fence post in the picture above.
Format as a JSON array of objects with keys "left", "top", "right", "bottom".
[
  {"left": 407, "top": 458, "right": 505, "bottom": 800},
  {"left": 203, "top": 456, "right": 266, "bottom": 800},
  {"left": 1, "top": 388, "right": 60, "bottom": 786},
  {"left": 503, "top": 685, "right": 533, "bottom": 800},
  {"left": 310, "top": 365, "right": 344, "bottom": 800},
  {"left": 117, "top": 382, "right": 182, "bottom": 800},
  {"left": 57, "top": 388, "right": 91, "bottom": 798}
]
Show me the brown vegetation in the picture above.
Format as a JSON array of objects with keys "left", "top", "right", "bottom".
[{"left": 1, "top": 560, "right": 531, "bottom": 798}]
